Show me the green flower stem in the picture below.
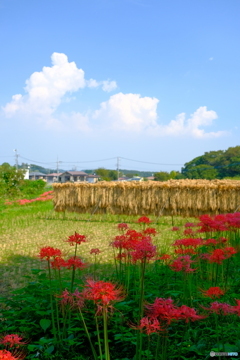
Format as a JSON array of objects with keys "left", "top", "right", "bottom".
[
  {"left": 47, "top": 260, "right": 57, "bottom": 342},
  {"left": 136, "top": 259, "right": 147, "bottom": 360},
  {"left": 103, "top": 307, "right": 110, "bottom": 360},
  {"left": 95, "top": 315, "right": 103, "bottom": 360},
  {"left": 155, "top": 333, "right": 160, "bottom": 360},
  {"left": 78, "top": 309, "right": 98, "bottom": 360}
]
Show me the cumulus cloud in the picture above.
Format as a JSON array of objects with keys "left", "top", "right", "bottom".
[
  {"left": 93, "top": 92, "right": 159, "bottom": 132},
  {"left": 148, "top": 106, "right": 225, "bottom": 138},
  {"left": 3, "top": 52, "right": 117, "bottom": 119},
  {"left": 2, "top": 53, "right": 226, "bottom": 138},
  {"left": 93, "top": 94, "right": 224, "bottom": 138}
]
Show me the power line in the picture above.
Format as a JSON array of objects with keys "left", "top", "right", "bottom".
[{"left": 120, "top": 157, "right": 184, "bottom": 166}]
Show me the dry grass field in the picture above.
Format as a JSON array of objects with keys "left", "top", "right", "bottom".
[{"left": 0, "top": 200, "right": 188, "bottom": 295}]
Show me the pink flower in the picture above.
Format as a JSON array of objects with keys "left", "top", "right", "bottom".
[{"left": 172, "top": 226, "right": 180, "bottom": 231}]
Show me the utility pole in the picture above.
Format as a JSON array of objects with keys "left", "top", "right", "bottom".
[
  {"left": 56, "top": 157, "right": 62, "bottom": 182},
  {"left": 13, "top": 149, "right": 19, "bottom": 170},
  {"left": 116, "top": 157, "right": 120, "bottom": 180}
]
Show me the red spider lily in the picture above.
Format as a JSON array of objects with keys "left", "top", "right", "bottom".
[
  {"left": 199, "top": 253, "right": 211, "bottom": 261},
  {"left": 175, "top": 248, "right": 196, "bottom": 255},
  {"left": 131, "top": 237, "right": 157, "bottom": 263},
  {"left": 65, "top": 232, "right": 87, "bottom": 246},
  {"left": 90, "top": 248, "right": 101, "bottom": 255},
  {"left": 208, "top": 248, "right": 226, "bottom": 264},
  {"left": 224, "top": 246, "right": 237, "bottom": 258},
  {"left": 207, "top": 247, "right": 237, "bottom": 265},
  {"left": 198, "top": 214, "right": 230, "bottom": 232},
  {"left": 232, "top": 299, "right": 240, "bottom": 316},
  {"left": 0, "top": 334, "right": 27, "bottom": 348},
  {"left": 117, "top": 223, "right": 128, "bottom": 230},
  {"left": 170, "top": 255, "right": 196, "bottom": 273},
  {"left": 137, "top": 216, "right": 152, "bottom": 224},
  {"left": 143, "top": 227, "right": 157, "bottom": 236},
  {"left": 0, "top": 350, "right": 18, "bottom": 360},
  {"left": 173, "top": 238, "right": 202, "bottom": 248},
  {"left": 177, "top": 305, "right": 206, "bottom": 322},
  {"left": 158, "top": 254, "right": 171, "bottom": 261},
  {"left": 200, "top": 287, "right": 225, "bottom": 299},
  {"left": 204, "top": 301, "right": 235, "bottom": 315},
  {"left": 137, "top": 317, "right": 164, "bottom": 335},
  {"left": 39, "top": 247, "right": 62, "bottom": 260},
  {"left": 57, "top": 289, "right": 84, "bottom": 309},
  {"left": 185, "top": 222, "right": 197, "bottom": 228},
  {"left": 183, "top": 228, "right": 194, "bottom": 236},
  {"left": 115, "top": 252, "right": 127, "bottom": 261},
  {"left": 219, "top": 237, "right": 228, "bottom": 243},
  {"left": 50, "top": 257, "right": 67, "bottom": 269},
  {"left": 82, "top": 278, "right": 124, "bottom": 308},
  {"left": 145, "top": 298, "right": 205, "bottom": 326},
  {"left": 145, "top": 298, "right": 182, "bottom": 324},
  {"left": 172, "top": 226, "right": 180, "bottom": 231},
  {"left": 203, "top": 238, "right": 218, "bottom": 246},
  {"left": 111, "top": 230, "right": 143, "bottom": 251},
  {"left": 64, "top": 256, "right": 87, "bottom": 270}
]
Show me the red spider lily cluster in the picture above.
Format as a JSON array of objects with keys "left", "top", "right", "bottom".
[
  {"left": 39, "top": 233, "right": 88, "bottom": 270},
  {"left": 111, "top": 217, "right": 157, "bottom": 263},
  {"left": 0, "top": 334, "right": 27, "bottom": 348},
  {"left": 200, "top": 286, "right": 225, "bottom": 299},
  {"left": 169, "top": 255, "right": 196, "bottom": 273},
  {"left": 203, "top": 300, "right": 240, "bottom": 316},
  {"left": 5, "top": 191, "right": 53, "bottom": 206},
  {"left": 0, "top": 334, "right": 27, "bottom": 360},
  {"left": 198, "top": 213, "right": 240, "bottom": 233},
  {"left": 0, "top": 350, "right": 18, "bottom": 360},
  {"left": 136, "top": 297, "right": 206, "bottom": 334},
  {"left": 208, "top": 247, "right": 237, "bottom": 264}
]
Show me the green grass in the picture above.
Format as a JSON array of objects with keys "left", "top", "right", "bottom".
[{"left": 0, "top": 199, "right": 191, "bottom": 294}]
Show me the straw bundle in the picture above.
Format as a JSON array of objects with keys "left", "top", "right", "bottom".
[{"left": 53, "top": 179, "right": 240, "bottom": 217}]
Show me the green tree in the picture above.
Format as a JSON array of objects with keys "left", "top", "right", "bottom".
[
  {"left": 154, "top": 171, "right": 171, "bottom": 181},
  {"left": 0, "top": 163, "right": 26, "bottom": 196},
  {"left": 182, "top": 146, "right": 240, "bottom": 179}
]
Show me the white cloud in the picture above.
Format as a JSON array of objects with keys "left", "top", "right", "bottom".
[
  {"left": 93, "top": 94, "right": 224, "bottom": 138},
  {"left": 93, "top": 92, "right": 159, "bottom": 132},
  {"left": 101, "top": 80, "right": 117, "bottom": 92},
  {"left": 3, "top": 52, "right": 117, "bottom": 119},
  {"left": 2, "top": 53, "right": 226, "bottom": 139},
  {"left": 148, "top": 106, "right": 226, "bottom": 138}
]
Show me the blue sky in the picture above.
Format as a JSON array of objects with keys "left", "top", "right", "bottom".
[{"left": 0, "top": 0, "right": 239, "bottom": 172}]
